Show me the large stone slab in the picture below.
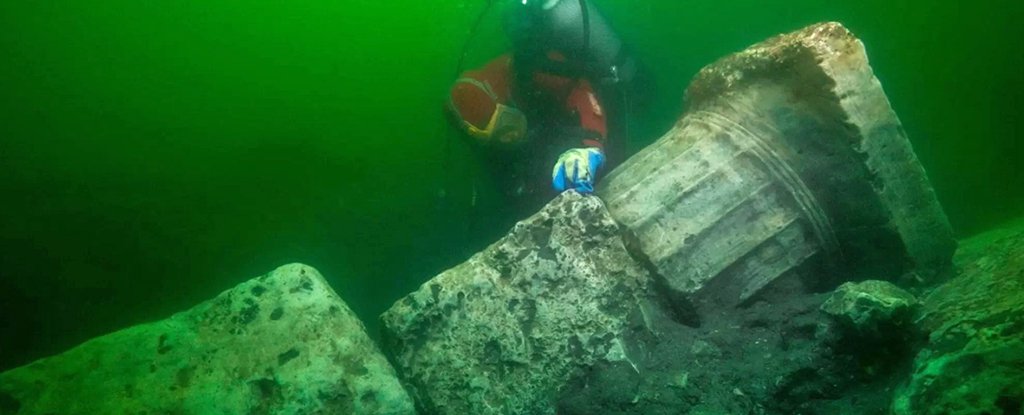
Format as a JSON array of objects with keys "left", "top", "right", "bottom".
[
  {"left": 893, "top": 219, "right": 1024, "bottom": 415},
  {"left": 0, "top": 264, "right": 414, "bottom": 415},
  {"left": 598, "top": 22, "right": 955, "bottom": 307},
  {"left": 380, "top": 192, "right": 651, "bottom": 415}
]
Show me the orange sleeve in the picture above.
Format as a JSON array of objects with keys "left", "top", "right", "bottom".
[{"left": 565, "top": 80, "right": 607, "bottom": 147}]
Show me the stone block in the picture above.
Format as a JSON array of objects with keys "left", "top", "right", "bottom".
[
  {"left": 0, "top": 264, "right": 414, "bottom": 415},
  {"left": 380, "top": 192, "right": 651, "bottom": 415}
]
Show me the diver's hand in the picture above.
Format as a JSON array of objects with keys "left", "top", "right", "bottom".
[{"left": 552, "top": 147, "right": 605, "bottom": 194}]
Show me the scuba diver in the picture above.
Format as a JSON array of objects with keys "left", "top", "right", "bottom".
[{"left": 447, "top": 0, "right": 642, "bottom": 212}]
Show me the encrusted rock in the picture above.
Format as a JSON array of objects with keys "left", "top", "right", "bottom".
[
  {"left": 558, "top": 22, "right": 953, "bottom": 415},
  {"left": 0, "top": 264, "right": 414, "bottom": 415},
  {"left": 380, "top": 191, "right": 651, "bottom": 415},
  {"left": 598, "top": 22, "right": 954, "bottom": 309},
  {"left": 821, "top": 280, "right": 918, "bottom": 337},
  {"left": 893, "top": 219, "right": 1024, "bottom": 415}
]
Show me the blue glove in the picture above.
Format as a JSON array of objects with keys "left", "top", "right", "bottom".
[{"left": 552, "top": 147, "right": 605, "bottom": 193}]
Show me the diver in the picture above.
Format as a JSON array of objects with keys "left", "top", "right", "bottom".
[{"left": 447, "top": 0, "right": 642, "bottom": 212}]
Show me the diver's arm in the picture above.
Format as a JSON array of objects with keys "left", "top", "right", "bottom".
[
  {"left": 550, "top": 79, "right": 607, "bottom": 194},
  {"left": 564, "top": 79, "right": 607, "bottom": 149}
]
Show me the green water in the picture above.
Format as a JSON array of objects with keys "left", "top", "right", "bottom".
[{"left": 0, "top": 0, "right": 1021, "bottom": 371}]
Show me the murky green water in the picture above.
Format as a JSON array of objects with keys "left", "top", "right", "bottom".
[{"left": 1, "top": 0, "right": 1021, "bottom": 371}]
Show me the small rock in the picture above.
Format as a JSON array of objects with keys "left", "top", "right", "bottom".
[{"left": 821, "top": 280, "right": 919, "bottom": 338}]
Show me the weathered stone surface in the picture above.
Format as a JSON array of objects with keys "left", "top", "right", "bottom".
[
  {"left": 821, "top": 280, "right": 918, "bottom": 337},
  {"left": 893, "top": 218, "right": 1024, "bottom": 415},
  {"left": 598, "top": 22, "right": 954, "bottom": 308},
  {"left": 554, "top": 23, "right": 958, "bottom": 415},
  {"left": 380, "top": 191, "right": 651, "bottom": 415},
  {"left": 556, "top": 279, "right": 854, "bottom": 415},
  {"left": 0, "top": 264, "right": 414, "bottom": 415}
]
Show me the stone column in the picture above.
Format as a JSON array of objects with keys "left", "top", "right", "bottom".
[{"left": 598, "top": 22, "right": 955, "bottom": 307}]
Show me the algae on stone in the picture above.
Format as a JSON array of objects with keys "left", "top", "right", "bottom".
[
  {"left": 598, "top": 22, "right": 955, "bottom": 310},
  {"left": 0, "top": 264, "right": 415, "bottom": 415},
  {"left": 821, "top": 280, "right": 918, "bottom": 338},
  {"left": 893, "top": 219, "right": 1024, "bottom": 415},
  {"left": 380, "top": 192, "right": 651, "bottom": 415},
  {"left": 561, "top": 23, "right": 952, "bottom": 414}
]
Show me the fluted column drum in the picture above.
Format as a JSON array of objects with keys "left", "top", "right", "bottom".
[{"left": 599, "top": 23, "right": 955, "bottom": 307}]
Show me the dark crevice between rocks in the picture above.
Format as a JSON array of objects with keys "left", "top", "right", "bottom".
[
  {"left": 658, "top": 288, "right": 701, "bottom": 329},
  {"left": 557, "top": 244, "right": 904, "bottom": 414},
  {"left": 826, "top": 295, "right": 926, "bottom": 385},
  {"left": 768, "top": 253, "right": 834, "bottom": 299},
  {"left": 617, "top": 226, "right": 700, "bottom": 328}
]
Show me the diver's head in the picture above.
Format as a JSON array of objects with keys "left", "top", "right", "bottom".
[{"left": 502, "top": 0, "right": 566, "bottom": 47}]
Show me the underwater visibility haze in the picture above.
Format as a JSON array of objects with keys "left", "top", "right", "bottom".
[{"left": 1, "top": 0, "right": 1023, "bottom": 413}]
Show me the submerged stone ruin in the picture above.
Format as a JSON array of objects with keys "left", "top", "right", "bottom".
[
  {"left": 3, "top": 21, "right": 1021, "bottom": 415},
  {"left": 380, "top": 22, "right": 962, "bottom": 415},
  {"left": 380, "top": 192, "right": 651, "bottom": 414},
  {"left": 598, "top": 22, "right": 954, "bottom": 311},
  {"left": 893, "top": 220, "right": 1024, "bottom": 415},
  {"left": 0, "top": 264, "right": 415, "bottom": 415}
]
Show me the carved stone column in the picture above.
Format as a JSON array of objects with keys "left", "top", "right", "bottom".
[{"left": 599, "top": 22, "right": 955, "bottom": 306}]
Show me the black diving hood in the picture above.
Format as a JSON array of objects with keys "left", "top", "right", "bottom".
[{"left": 511, "top": 0, "right": 637, "bottom": 85}]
